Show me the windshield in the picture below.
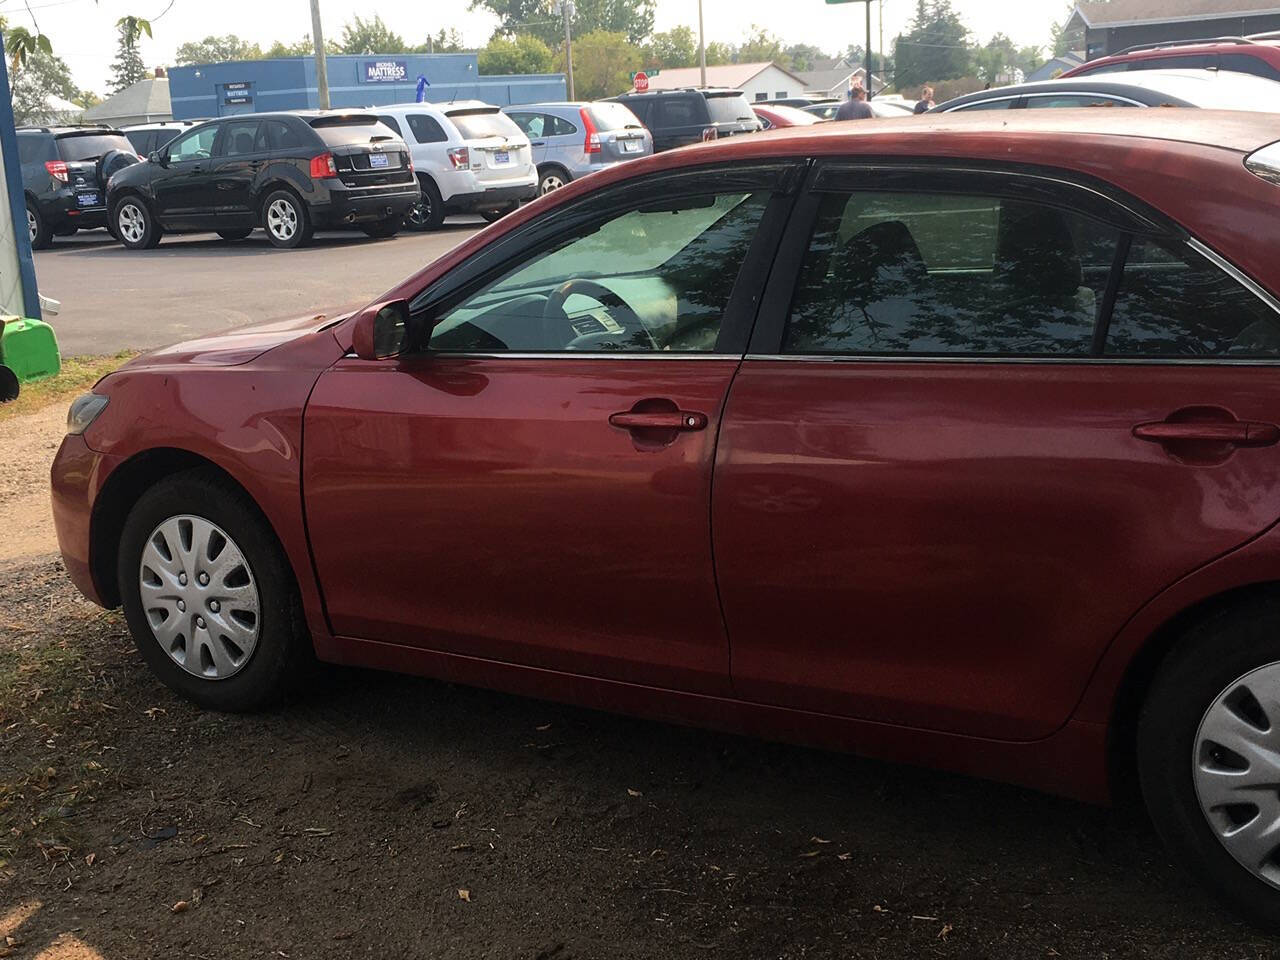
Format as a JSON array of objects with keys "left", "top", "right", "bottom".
[
  {"left": 57, "top": 133, "right": 132, "bottom": 161},
  {"left": 448, "top": 109, "right": 523, "bottom": 140},
  {"left": 586, "top": 102, "right": 644, "bottom": 131},
  {"left": 706, "top": 92, "right": 756, "bottom": 124}
]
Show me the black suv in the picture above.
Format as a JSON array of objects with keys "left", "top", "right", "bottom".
[
  {"left": 105, "top": 111, "right": 420, "bottom": 249},
  {"left": 18, "top": 126, "right": 140, "bottom": 248},
  {"left": 608, "top": 88, "right": 762, "bottom": 152}
]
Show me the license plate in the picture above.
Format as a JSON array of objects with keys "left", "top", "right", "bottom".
[
  {"left": 622, "top": 139, "right": 641, "bottom": 153},
  {"left": 368, "top": 153, "right": 389, "bottom": 168},
  {"left": 494, "top": 150, "right": 510, "bottom": 165},
  {"left": 76, "top": 192, "right": 99, "bottom": 207}
]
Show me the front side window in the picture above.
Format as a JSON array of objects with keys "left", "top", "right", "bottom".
[
  {"left": 952, "top": 98, "right": 1017, "bottom": 111},
  {"left": 169, "top": 125, "right": 218, "bottom": 161},
  {"left": 784, "top": 191, "right": 1120, "bottom": 355},
  {"left": 427, "top": 191, "right": 771, "bottom": 354},
  {"left": 1023, "top": 94, "right": 1132, "bottom": 109},
  {"left": 1107, "top": 238, "right": 1280, "bottom": 357}
]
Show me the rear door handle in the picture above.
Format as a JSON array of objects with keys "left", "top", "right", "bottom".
[
  {"left": 1133, "top": 421, "right": 1280, "bottom": 447},
  {"left": 610, "top": 410, "right": 707, "bottom": 431},
  {"left": 530, "top": 140, "right": 546, "bottom": 146}
]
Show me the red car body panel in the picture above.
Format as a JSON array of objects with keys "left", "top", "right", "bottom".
[
  {"left": 1063, "top": 41, "right": 1280, "bottom": 80},
  {"left": 49, "top": 111, "right": 1280, "bottom": 805}
]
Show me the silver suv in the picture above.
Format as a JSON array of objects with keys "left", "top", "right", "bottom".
[{"left": 502, "top": 102, "right": 651, "bottom": 195}]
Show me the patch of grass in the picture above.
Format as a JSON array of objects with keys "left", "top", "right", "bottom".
[{"left": 0, "top": 351, "right": 136, "bottom": 422}]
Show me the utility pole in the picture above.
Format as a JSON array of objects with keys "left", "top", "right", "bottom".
[
  {"left": 879, "top": 0, "right": 884, "bottom": 91},
  {"left": 698, "top": 0, "right": 707, "bottom": 89},
  {"left": 865, "top": 0, "right": 872, "bottom": 96},
  {"left": 558, "top": 1, "right": 576, "bottom": 100},
  {"left": 309, "top": 0, "right": 330, "bottom": 109}
]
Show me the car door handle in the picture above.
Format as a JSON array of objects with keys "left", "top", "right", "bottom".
[
  {"left": 609, "top": 411, "right": 708, "bottom": 431},
  {"left": 1133, "top": 420, "right": 1280, "bottom": 446},
  {"left": 530, "top": 140, "right": 546, "bottom": 146}
]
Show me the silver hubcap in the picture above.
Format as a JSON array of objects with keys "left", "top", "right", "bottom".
[
  {"left": 266, "top": 198, "right": 298, "bottom": 241},
  {"left": 26, "top": 208, "right": 37, "bottom": 242},
  {"left": 118, "top": 203, "right": 145, "bottom": 244},
  {"left": 138, "top": 515, "right": 260, "bottom": 680},
  {"left": 540, "top": 174, "right": 565, "bottom": 194},
  {"left": 1195, "top": 662, "right": 1280, "bottom": 886}
]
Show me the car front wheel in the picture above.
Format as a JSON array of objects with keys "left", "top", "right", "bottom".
[
  {"left": 117, "top": 469, "right": 310, "bottom": 711},
  {"left": 114, "top": 197, "right": 162, "bottom": 249},
  {"left": 1139, "top": 595, "right": 1280, "bottom": 931},
  {"left": 262, "top": 190, "right": 312, "bottom": 249}
]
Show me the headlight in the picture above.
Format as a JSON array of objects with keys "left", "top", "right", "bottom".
[{"left": 66, "top": 393, "right": 108, "bottom": 435}]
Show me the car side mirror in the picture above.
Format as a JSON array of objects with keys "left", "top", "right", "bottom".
[
  {"left": 352, "top": 299, "right": 415, "bottom": 360},
  {"left": 148, "top": 150, "right": 167, "bottom": 166}
]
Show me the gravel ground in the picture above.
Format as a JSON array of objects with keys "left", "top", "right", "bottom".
[{"left": 2, "top": 401, "right": 1278, "bottom": 959}]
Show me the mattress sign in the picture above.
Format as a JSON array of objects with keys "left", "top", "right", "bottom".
[{"left": 363, "top": 60, "right": 408, "bottom": 83}]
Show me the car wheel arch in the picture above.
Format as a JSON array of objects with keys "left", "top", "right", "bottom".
[
  {"left": 538, "top": 163, "right": 570, "bottom": 182},
  {"left": 89, "top": 448, "right": 301, "bottom": 613}
]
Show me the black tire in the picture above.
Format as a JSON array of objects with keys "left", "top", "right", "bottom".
[
  {"left": 1138, "top": 594, "right": 1280, "bottom": 931},
  {"left": 538, "top": 166, "right": 570, "bottom": 195},
  {"left": 261, "top": 188, "right": 312, "bottom": 249},
  {"left": 361, "top": 217, "right": 400, "bottom": 239},
  {"left": 113, "top": 195, "right": 163, "bottom": 250},
  {"left": 481, "top": 204, "right": 519, "bottom": 224},
  {"left": 117, "top": 469, "right": 310, "bottom": 712},
  {"left": 26, "top": 200, "right": 51, "bottom": 250},
  {"left": 217, "top": 227, "right": 253, "bottom": 241},
  {"left": 404, "top": 175, "right": 444, "bottom": 232}
]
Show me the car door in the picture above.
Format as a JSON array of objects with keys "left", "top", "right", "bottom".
[
  {"left": 208, "top": 119, "right": 269, "bottom": 226},
  {"left": 152, "top": 124, "right": 220, "bottom": 228},
  {"left": 713, "top": 162, "right": 1280, "bottom": 740},
  {"left": 303, "top": 165, "right": 796, "bottom": 694}
]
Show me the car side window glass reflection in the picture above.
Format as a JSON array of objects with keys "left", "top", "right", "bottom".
[
  {"left": 427, "top": 191, "right": 771, "bottom": 354},
  {"left": 1106, "top": 238, "right": 1280, "bottom": 357},
  {"left": 217, "top": 121, "right": 265, "bottom": 158},
  {"left": 170, "top": 126, "right": 218, "bottom": 162},
  {"left": 783, "top": 191, "right": 1120, "bottom": 355}
]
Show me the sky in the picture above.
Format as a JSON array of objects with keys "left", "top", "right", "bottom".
[{"left": 4, "top": 0, "right": 1073, "bottom": 93}]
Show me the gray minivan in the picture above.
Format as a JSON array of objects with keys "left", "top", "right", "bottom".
[{"left": 502, "top": 101, "right": 652, "bottom": 195}]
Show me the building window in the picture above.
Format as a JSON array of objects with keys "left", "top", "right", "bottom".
[
  {"left": 776, "top": 91, "right": 787, "bottom": 99},
  {"left": 755, "top": 92, "right": 768, "bottom": 101}
]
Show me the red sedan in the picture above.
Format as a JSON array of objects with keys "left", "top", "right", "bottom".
[
  {"left": 752, "top": 103, "right": 824, "bottom": 129},
  {"left": 51, "top": 110, "right": 1280, "bottom": 928}
]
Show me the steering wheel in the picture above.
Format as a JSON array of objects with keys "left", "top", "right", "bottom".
[{"left": 541, "top": 278, "right": 656, "bottom": 351}]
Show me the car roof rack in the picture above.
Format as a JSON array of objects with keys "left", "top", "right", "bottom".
[
  {"left": 1113, "top": 36, "right": 1256, "bottom": 56},
  {"left": 1247, "top": 31, "right": 1280, "bottom": 41}
]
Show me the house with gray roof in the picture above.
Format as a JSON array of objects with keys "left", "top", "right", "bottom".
[{"left": 1065, "top": 1, "right": 1280, "bottom": 60}]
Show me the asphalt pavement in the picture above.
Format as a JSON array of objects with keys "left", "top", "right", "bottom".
[{"left": 31, "top": 220, "right": 484, "bottom": 357}]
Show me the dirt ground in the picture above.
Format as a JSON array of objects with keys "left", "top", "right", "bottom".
[{"left": 2, "top": 401, "right": 1279, "bottom": 960}]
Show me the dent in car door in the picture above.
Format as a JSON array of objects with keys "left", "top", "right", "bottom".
[
  {"left": 713, "top": 163, "right": 1280, "bottom": 741},
  {"left": 303, "top": 166, "right": 797, "bottom": 694}
]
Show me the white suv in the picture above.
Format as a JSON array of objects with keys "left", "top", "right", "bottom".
[{"left": 375, "top": 101, "right": 537, "bottom": 230}]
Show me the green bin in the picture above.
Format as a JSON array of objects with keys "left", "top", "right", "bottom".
[{"left": 0, "top": 315, "right": 61, "bottom": 384}]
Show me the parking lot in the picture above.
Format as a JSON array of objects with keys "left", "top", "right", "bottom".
[{"left": 32, "top": 224, "right": 483, "bottom": 357}]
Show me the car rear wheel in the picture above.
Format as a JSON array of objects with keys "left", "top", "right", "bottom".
[
  {"left": 117, "top": 469, "right": 310, "bottom": 712},
  {"left": 404, "top": 176, "right": 444, "bottom": 232},
  {"left": 114, "top": 197, "right": 162, "bottom": 250},
  {"left": 26, "top": 201, "right": 50, "bottom": 250},
  {"left": 1138, "top": 595, "right": 1280, "bottom": 931},
  {"left": 538, "top": 168, "right": 569, "bottom": 195},
  {"left": 481, "top": 204, "right": 519, "bottom": 223},
  {"left": 262, "top": 190, "right": 311, "bottom": 249},
  {"left": 361, "top": 217, "right": 400, "bottom": 239},
  {"left": 217, "top": 228, "right": 252, "bottom": 241}
]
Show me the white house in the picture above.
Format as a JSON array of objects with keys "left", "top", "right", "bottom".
[
  {"left": 645, "top": 62, "right": 810, "bottom": 102},
  {"left": 798, "top": 65, "right": 886, "bottom": 100}
]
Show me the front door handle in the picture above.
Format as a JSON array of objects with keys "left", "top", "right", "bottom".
[
  {"left": 1133, "top": 421, "right": 1280, "bottom": 447},
  {"left": 609, "top": 410, "right": 707, "bottom": 431}
]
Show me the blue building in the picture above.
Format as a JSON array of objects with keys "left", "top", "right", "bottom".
[{"left": 167, "top": 53, "right": 566, "bottom": 119}]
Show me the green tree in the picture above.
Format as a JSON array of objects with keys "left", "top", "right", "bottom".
[
  {"left": 1049, "top": 2, "right": 1084, "bottom": 57},
  {"left": 704, "top": 41, "right": 734, "bottom": 66},
  {"left": 472, "top": 0, "right": 655, "bottom": 47},
  {"left": 479, "top": 34, "right": 553, "bottom": 74},
  {"left": 783, "top": 43, "right": 827, "bottom": 71},
  {"left": 560, "top": 29, "right": 640, "bottom": 98},
  {"left": 737, "top": 25, "right": 783, "bottom": 64},
  {"left": 419, "top": 28, "right": 468, "bottom": 53},
  {"left": 109, "top": 17, "right": 149, "bottom": 92},
  {"left": 175, "top": 34, "right": 264, "bottom": 65},
  {"left": 893, "top": 0, "right": 972, "bottom": 89},
  {"left": 9, "top": 50, "right": 78, "bottom": 124},
  {"left": 643, "top": 26, "right": 697, "bottom": 69},
  {"left": 265, "top": 34, "right": 339, "bottom": 57},
  {"left": 339, "top": 14, "right": 408, "bottom": 54}
]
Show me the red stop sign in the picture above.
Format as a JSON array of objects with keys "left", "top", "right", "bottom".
[{"left": 633, "top": 71, "right": 649, "bottom": 92}]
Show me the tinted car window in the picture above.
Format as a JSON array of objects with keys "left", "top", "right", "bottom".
[
  {"left": 376, "top": 114, "right": 403, "bottom": 136},
  {"left": 1219, "top": 53, "right": 1280, "bottom": 81},
  {"left": 217, "top": 120, "right": 267, "bottom": 157},
  {"left": 168, "top": 126, "right": 218, "bottom": 161},
  {"left": 56, "top": 133, "right": 133, "bottom": 161},
  {"left": 620, "top": 98, "right": 653, "bottom": 125},
  {"left": 660, "top": 96, "right": 704, "bottom": 127},
  {"left": 1023, "top": 94, "right": 1133, "bottom": 108},
  {"left": 506, "top": 112, "right": 540, "bottom": 136},
  {"left": 406, "top": 114, "right": 447, "bottom": 144},
  {"left": 548, "top": 115, "right": 578, "bottom": 136},
  {"left": 429, "top": 191, "right": 770, "bottom": 353},
  {"left": 124, "top": 130, "right": 153, "bottom": 154},
  {"left": 784, "top": 191, "right": 1120, "bottom": 355},
  {"left": 952, "top": 98, "right": 1018, "bottom": 111},
  {"left": 1128, "top": 54, "right": 1213, "bottom": 71},
  {"left": 18, "top": 134, "right": 48, "bottom": 164},
  {"left": 1107, "top": 237, "right": 1280, "bottom": 357},
  {"left": 705, "top": 92, "right": 755, "bottom": 124},
  {"left": 268, "top": 120, "right": 307, "bottom": 151}
]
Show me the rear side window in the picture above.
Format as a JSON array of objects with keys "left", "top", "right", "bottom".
[
  {"left": 705, "top": 93, "right": 755, "bottom": 124},
  {"left": 406, "top": 114, "right": 447, "bottom": 144},
  {"left": 784, "top": 191, "right": 1120, "bottom": 356},
  {"left": 619, "top": 98, "right": 653, "bottom": 125},
  {"left": 1106, "top": 237, "right": 1280, "bottom": 357},
  {"left": 659, "top": 96, "right": 705, "bottom": 127},
  {"left": 56, "top": 133, "right": 133, "bottom": 161},
  {"left": 377, "top": 114, "right": 403, "bottom": 137},
  {"left": 1219, "top": 54, "right": 1280, "bottom": 81},
  {"left": 952, "top": 98, "right": 1018, "bottom": 111},
  {"left": 1024, "top": 94, "right": 1133, "bottom": 109},
  {"left": 1128, "top": 54, "right": 1213, "bottom": 71},
  {"left": 586, "top": 102, "right": 643, "bottom": 131},
  {"left": 546, "top": 115, "right": 578, "bottom": 136},
  {"left": 447, "top": 109, "right": 523, "bottom": 140},
  {"left": 217, "top": 120, "right": 268, "bottom": 157},
  {"left": 18, "top": 134, "right": 50, "bottom": 164},
  {"left": 268, "top": 121, "right": 308, "bottom": 151}
]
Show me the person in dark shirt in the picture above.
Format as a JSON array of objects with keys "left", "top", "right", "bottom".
[
  {"left": 835, "top": 83, "right": 874, "bottom": 121},
  {"left": 913, "top": 85, "right": 936, "bottom": 114}
]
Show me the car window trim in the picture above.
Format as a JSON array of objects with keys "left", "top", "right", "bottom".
[{"left": 1021, "top": 91, "right": 1147, "bottom": 108}]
